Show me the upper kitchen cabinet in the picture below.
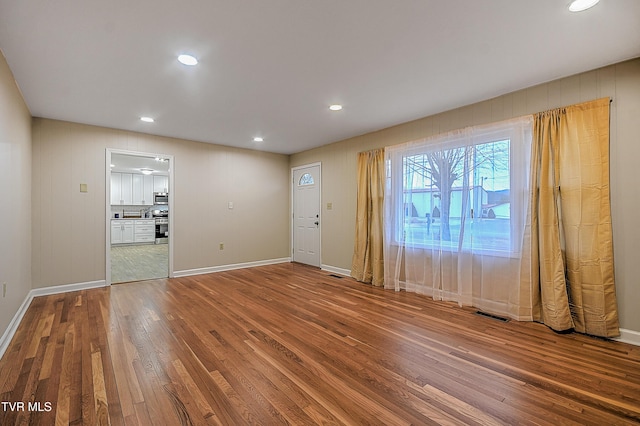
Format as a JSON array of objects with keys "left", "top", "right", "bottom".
[
  {"left": 111, "top": 172, "right": 133, "bottom": 205},
  {"left": 153, "top": 175, "right": 169, "bottom": 193},
  {"left": 111, "top": 172, "right": 168, "bottom": 206},
  {"left": 110, "top": 173, "right": 120, "bottom": 205},
  {"left": 132, "top": 174, "right": 154, "bottom": 205}
]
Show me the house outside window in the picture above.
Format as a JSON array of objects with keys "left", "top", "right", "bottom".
[{"left": 387, "top": 117, "right": 532, "bottom": 257}]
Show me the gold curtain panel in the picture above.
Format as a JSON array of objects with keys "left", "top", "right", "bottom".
[
  {"left": 351, "top": 148, "right": 385, "bottom": 286},
  {"left": 531, "top": 98, "right": 619, "bottom": 337}
]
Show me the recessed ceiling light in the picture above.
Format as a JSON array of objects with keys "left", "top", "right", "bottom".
[
  {"left": 140, "top": 116, "right": 154, "bottom": 123},
  {"left": 178, "top": 54, "right": 198, "bottom": 66},
  {"left": 568, "top": 0, "right": 599, "bottom": 12},
  {"left": 253, "top": 137, "right": 264, "bottom": 142},
  {"left": 329, "top": 104, "right": 343, "bottom": 111}
]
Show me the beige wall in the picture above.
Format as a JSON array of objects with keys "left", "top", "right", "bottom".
[
  {"left": 31, "top": 119, "right": 290, "bottom": 288},
  {"left": 0, "top": 51, "right": 32, "bottom": 337},
  {"left": 290, "top": 58, "right": 640, "bottom": 333}
]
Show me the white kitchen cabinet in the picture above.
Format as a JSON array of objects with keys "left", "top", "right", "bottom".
[
  {"left": 110, "top": 221, "right": 122, "bottom": 244},
  {"left": 153, "top": 175, "right": 169, "bottom": 193},
  {"left": 112, "top": 219, "right": 155, "bottom": 245},
  {"left": 112, "top": 172, "right": 167, "bottom": 206},
  {"left": 134, "top": 219, "right": 155, "bottom": 243},
  {"left": 132, "top": 174, "right": 154, "bottom": 205},
  {"left": 121, "top": 173, "right": 133, "bottom": 205},
  {"left": 111, "top": 220, "right": 134, "bottom": 244},
  {"left": 143, "top": 175, "right": 155, "bottom": 205},
  {"left": 110, "top": 172, "right": 133, "bottom": 205},
  {"left": 110, "top": 173, "right": 122, "bottom": 205}
]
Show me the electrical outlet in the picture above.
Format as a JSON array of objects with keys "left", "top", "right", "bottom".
[{"left": 219, "top": 243, "right": 224, "bottom": 250}]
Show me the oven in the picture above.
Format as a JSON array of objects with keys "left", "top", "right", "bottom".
[{"left": 155, "top": 217, "right": 169, "bottom": 244}]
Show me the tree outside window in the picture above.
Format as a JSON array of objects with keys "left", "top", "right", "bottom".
[{"left": 401, "top": 138, "right": 513, "bottom": 253}]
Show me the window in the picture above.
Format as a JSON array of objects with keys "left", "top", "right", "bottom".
[
  {"left": 299, "top": 173, "right": 314, "bottom": 186},
  {"left": 386, "top": 117, "right": 532, "bottom": 256}
]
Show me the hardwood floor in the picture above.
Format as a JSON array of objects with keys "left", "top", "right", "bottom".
[{"left": 1, "top": 263, "right": 639, "bottom": 425}]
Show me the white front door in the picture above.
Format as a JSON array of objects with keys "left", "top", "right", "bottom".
[{"left": 293, "top": 164, "right": 321, "bottom": 267}]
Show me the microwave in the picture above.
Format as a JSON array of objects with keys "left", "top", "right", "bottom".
[{"left": 154, "top": 192, "right": 169, "bottom": 204}]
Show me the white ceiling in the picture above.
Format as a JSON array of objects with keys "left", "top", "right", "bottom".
[
  {"left": 1, "top": 1, "right": 639, "bottom": 155},
  {"left": 110, "top": 153, "right": 170, "bottom": 174}
]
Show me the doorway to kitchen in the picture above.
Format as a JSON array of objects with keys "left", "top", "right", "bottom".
[{"left": 106, "top": 149, "right": 174, "bottom": 284}]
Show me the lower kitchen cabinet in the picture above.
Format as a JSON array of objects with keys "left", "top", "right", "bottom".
[
  {"left": 134, "top": 219, "right": 155, "bottom": 243},
  {"left": 112, "top": 219, "right": 157, "bottom": 245},
  {"left": 111, "top": 220, "right": 134, "bottom": 244}
]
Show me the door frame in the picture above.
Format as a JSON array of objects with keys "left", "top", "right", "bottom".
[
  {"left": 291, "top": 162, "right": 322, "bottom": 267},
  {"left": 105, "top": 148, "right": 175, "bottom": 285}
]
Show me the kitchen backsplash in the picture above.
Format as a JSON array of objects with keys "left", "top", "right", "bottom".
[{"left": 110, "top": 205, "right": 153, "bottom": 219}]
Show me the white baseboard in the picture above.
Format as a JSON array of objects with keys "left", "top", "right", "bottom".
[
  {"left": 0, "top": 292, "right": 34, "bottom": 360},
  {"left": 0, "top": 279, "right": 107, "bottom": 360},
  {"left": 321, "top": 265, "right": 351, "bottom": 277},
  {"left": 30, "top": 279, "right": 107, "bottom": 298},
  {"left": 614, "top": 328, "right": 640, "bottom": 347},
  {"left": 174, "top": 257, "right": 291, "bottom": 278}
]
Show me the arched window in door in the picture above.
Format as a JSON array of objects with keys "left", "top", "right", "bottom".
[{"left": 299, "top": 173, "right": 314, "bottom": 186}]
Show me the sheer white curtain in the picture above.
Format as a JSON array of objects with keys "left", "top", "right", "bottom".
[{"left": 383, "top": 116, "right": 535, "bottom": 320}]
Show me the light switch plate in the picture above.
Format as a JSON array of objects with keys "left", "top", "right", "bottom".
[{"left": 80, "top": 183, "right": 88, "bottom": 193}]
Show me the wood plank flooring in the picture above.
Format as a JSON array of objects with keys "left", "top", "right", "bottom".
[{"left": 1, "top": 262, "right": 639, "bottom": 425}]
